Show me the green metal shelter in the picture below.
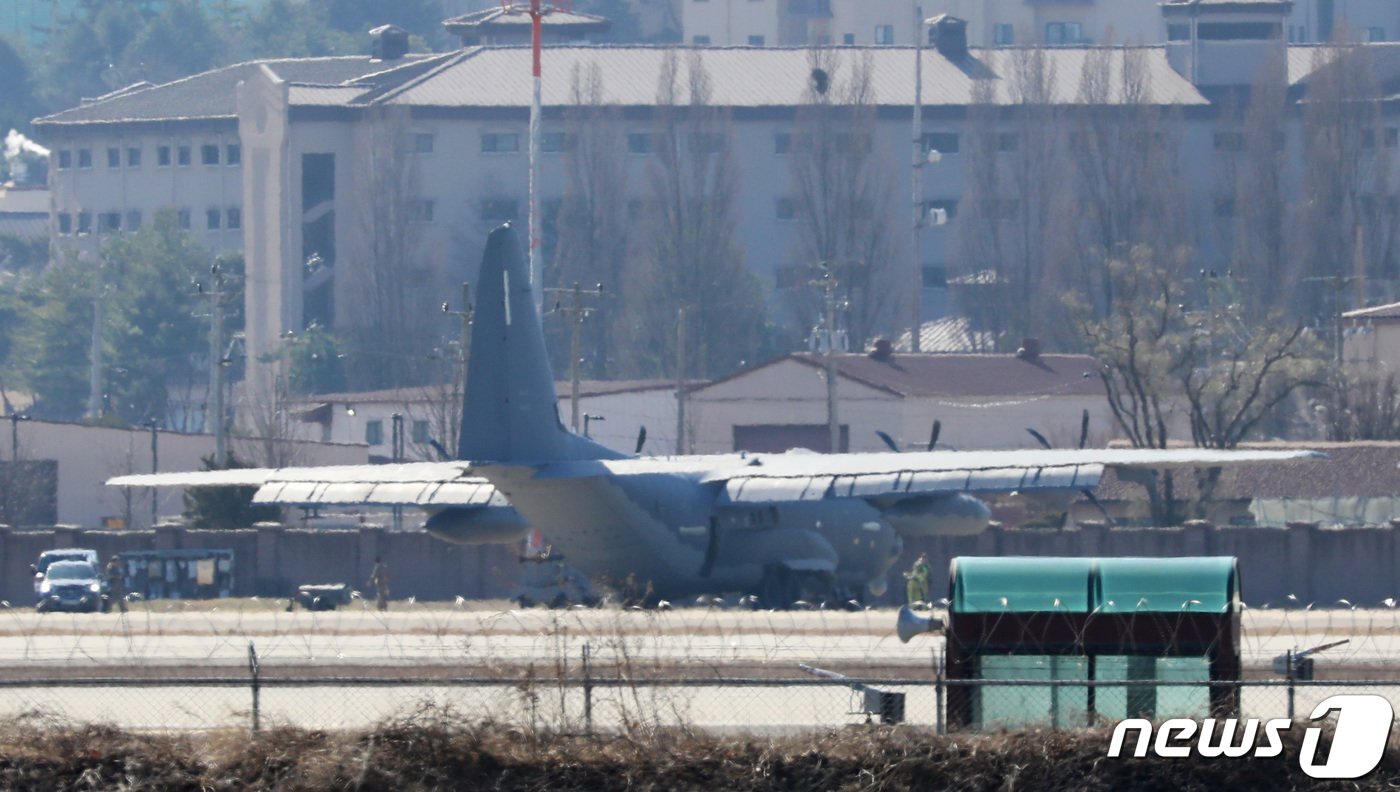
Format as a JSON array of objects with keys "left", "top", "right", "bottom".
[{"left": 944, "top": 556, "right": 1241, "bottom": 730}]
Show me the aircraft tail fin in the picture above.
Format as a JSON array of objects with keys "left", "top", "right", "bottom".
[{"left": 457, "top": 224, "right": 624, "bottom": 463}]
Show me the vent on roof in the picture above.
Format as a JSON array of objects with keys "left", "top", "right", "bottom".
[
  {"left": 869, "top": 338, "right": 894, "bottom": 362},
  {"left": 1016, "top": 337, "right": 1041, "bottom": 361},
  {"left": 370, "top": 24, "right": 410, "bottom": 61},
  {"left": 928, "top": 15, "right": 968, "bottom": 61}
]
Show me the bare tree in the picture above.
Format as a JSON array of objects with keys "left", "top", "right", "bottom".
[
  {"left": 623, "top": 50, "right": 764, "bottom": 378},
  {"left": 1292, "top": 43, "right": 1400, "bottom": 336},
  {"left": 342, "top": 105, "right": 442, "bottom": 390},
  {"left": 552, "top": 63, "right": 630, "bottom": 379},
  {"left": 1066, "top": 47, "right": 1190, "bottom": 319},
  {"left": 785, "top": 48, "right": 903, "bottom": 349}
]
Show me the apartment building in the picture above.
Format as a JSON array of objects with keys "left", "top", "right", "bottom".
[{"left": 679, "top": 0, "right": 1400, "bottom": 47}]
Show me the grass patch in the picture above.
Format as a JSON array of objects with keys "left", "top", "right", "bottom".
[{"left": 0, "top": 711, "right": 1395, "bottom": 790}]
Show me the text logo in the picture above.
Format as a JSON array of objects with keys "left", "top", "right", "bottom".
[{"left": 1107, "top": 694, "right": 1393, "bottom": 779}]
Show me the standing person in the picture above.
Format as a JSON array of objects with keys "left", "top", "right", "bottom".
[
  {"left": 368, "top": 556, "right": 390, "bottom": 611},
  {"left": 904, "top": 553, "right": 930, "bottom": 608},
  {"left": 105, "top": 555, "right": 126, "bottom": 614}
]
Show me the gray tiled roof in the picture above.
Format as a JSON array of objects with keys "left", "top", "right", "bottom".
[
  {"left": 375, "top": 45, "right": 1212, "bottom": 109},
  {"left": 34, "top": 55, "right": 440, "bottom": 126},
  {"left": 784, "top": 352, "right": 1104, "bottom": 399},
  {"left": 443, "top": 8, "right": 611, "bottom": 30},
  {"left": 1344, "top": 301, "right": 1400, "bottom": 321}
]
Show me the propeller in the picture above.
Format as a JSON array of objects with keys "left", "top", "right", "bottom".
[
  {"left": 876, "top": 431, "right": 900, "bottom": 453},
  {"left": 1026, "top": 427, "right": 1053, "bottom": 450},
  {"left": 427, "top": 438, "right": 450, "bottom": 461},
  {"left": 1078, "top": 409, "right": 1090, "bottom": 449},
  {"left": 634, "top": 426, "right": 647, "bottom": 455},
  {"left": 928, "top": 420, "right": 941, "bottom": 452},
  {"left": 876, "top": 419, "right": 942, "bottom": 453}
]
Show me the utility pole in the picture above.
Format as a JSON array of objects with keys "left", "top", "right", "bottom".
[
  {"left": 442, "top": 281, "right": 473, "bottom": 455},
  {"left": 391, "top": 412, "right": 404, "bottom": 530},
  {"left": 813, "top": 266, "right": 842, "bottom": 453},
  {"left": 147, "top": 419, "right": 159, "bottom": 527},
  {"left": 546, "top": 282, "right": 604, "bottom": 432},
  {"left": 675, "top": 306, "right": 687, "bottom": 455},
  {"left": 87, "top": 252, "right": 105, "bottom": 420},
  {"left": 910, "top": 4, "right": 925, "bottom": 353},
  {"left": 528, "top": 0, "right": 546, "bottom": 313},
  {"left": 205, "top": 263, "right": 228, "bottom": 467}
]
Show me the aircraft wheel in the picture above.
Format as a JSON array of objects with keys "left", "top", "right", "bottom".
[{"left": 756, "top": 565, "right": 797, "bottom": 610}]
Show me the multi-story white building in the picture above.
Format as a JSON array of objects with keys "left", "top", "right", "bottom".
[
  {"left": 34, "top": 3, "right": 1400, "bottom": 406},
  {"left": 35, "top": 54, "right": 439, "bottom": 259},
  {"left": 679, "top": 0, "right": 1400, "bottom": 47}
]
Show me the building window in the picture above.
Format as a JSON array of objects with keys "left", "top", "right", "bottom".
[
  {"left": 747, "top": 35, "right": 765, "bottom": 45},
  {"left": 226, "top": 207, "right": 241, "bottom": 229},
  {"left": 98, "top": 211, "right": 121, "bottom": 233},
  {"left": 409, "top": 198, "right": 436, "bottom": 223},
  {"left": 1368, "top": 27, "right": 1386, "bottom": 42},
  {"left": 57, "top": 213, "right": 71, "bottom": 234},
  {"left": 842, "top": 33, "right": 855, "bottom": 45},
  {"left": 924, "top": 199, "right": 958, "bottom": 222},
  {"left": 127, "top": 147, "right": 141, "bottom": 167},
  {"left": 775, "top": 197, "right": 796, "bottom": 221},
  {"left": 923, "top": 131, "right": 959, "bottom": 155},
  {"left": 177, "top": 208, "right": 191, "bottom": 229},
  {"left": 226, "top": 144, "right": 241, "bottom": 166},
  {"left": 365, "top": 420, "right": 383, "bottom": 446},
  {"left": 481, "top": 132, "right": 519, "bottom": 154},
  {"left": 692, "top": 35, "right": 711, "bottom": 45},
  {"left": 76, "top": 212, "right": 91, "bottom": 234},
  {"left": 874, "top": 24, "right": 894, "bottom": 45},
  {"left": 481, "top": 199, "right": 518, "bottom": 222},
  {"left": 627, "top": 133, "right": 653, "bottom": 155},
  {"left": 412, "top": 420, "right": 430, "bottom": 444},
  {"left": 996, "top": 131, "right": 1018, "bottom": 152},
  {"left": 125, "top": 210, "right": 142, "bottom": 231},
  {"left": 206, "top": 208, "right": 221, "bottom": 229},
  {"left": 106, "top": 147, "right": 120, "bottom": 168},
  {"left": 541, "top": 132, "right": 573, "bottom": 153},
  {"left": 923, "top": 265, "right": 948, "bottom": 288},
  {"left": 201, "top": 144, "right": 220, "bottom": 165},
  {"left": 1045, "top": 21, "right": 1082, "bottom": 45},
  {"left": 77, "top": 148, "right": 92, "bottom": 168},
  {"left": 57, "top": 150, "right": 71, "bottom": 169},
  {"left": 1169, "top": 24, "right": 1191, "bottom": 42},
  {"left": 1213, "top": 130, "right": 1244, "bottom": 151},
  {"left": 412, "top": 132, "right": 434, "bottom": 154},
  {"left": 993, "top": 23, "right": 1014, "bottom": 46},
  {"left": 157, "top": 146, "right": 171, "bottom": 167},
  {"left": 177, "top": 145, "right": 191, "bottom": 166},
  {"left": 774, "top": 132, "right": 791, "bottom": 155}
]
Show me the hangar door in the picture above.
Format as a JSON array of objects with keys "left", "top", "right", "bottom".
[{"left": 733, "top": 424, "right": 849, "bottom": 453}]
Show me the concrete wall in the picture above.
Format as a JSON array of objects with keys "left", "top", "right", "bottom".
[
  {"left": 892, "top": 521, "right": 1400, "bottom": 608},
  {"left": 2, "top": 418, "right": 367, "bottom": 529},
  {"left": 0, "top": 525, "right": 521, "bottom": 604}
]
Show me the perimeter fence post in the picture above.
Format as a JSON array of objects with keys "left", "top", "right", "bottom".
[
  {"left": 248, "top": 641, "right": 261, "bottom": 736},
  {"left": 934, "top": 650, "right": 945, "bottom": 736},
  {"left": 1286, "top": 649, "right": 1295, "bottom": 721},
  {"left": 582, "top": 642, "right": 593, "bottom": 735}
]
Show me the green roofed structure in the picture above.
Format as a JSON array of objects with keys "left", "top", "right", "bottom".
[{"left": 944, "top": 556, "right": 1241, "bottom": 730}]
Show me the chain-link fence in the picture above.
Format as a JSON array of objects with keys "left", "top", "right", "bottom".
[
  {"left": 6, "top": 653, "right": 1400, "bottom": 736},
  {"left": 4, "top": 602, "right": 1400, "bottom": 735}
]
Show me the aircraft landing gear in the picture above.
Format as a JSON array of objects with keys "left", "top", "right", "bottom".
[{"left": 753, "top": 566, "right": 842, "bottom": 610}]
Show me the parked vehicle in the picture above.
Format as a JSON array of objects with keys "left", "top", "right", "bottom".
[
  {"left": 32, "top": 548, "right": 99, "bottom": 596},
  {"left": 35, "top": 560, "right": 107, "bottom": 613}
]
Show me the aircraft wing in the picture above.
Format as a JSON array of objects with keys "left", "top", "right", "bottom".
[
  {"left": 704, "top": 447, "right": 1325, "bottom": 504},
  {"left": 107, "top": 462, "right": 502, "bottom": 507}
]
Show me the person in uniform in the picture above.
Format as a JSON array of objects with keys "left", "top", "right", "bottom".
[
  {"left": 368, "top": 556, "right": 390, "bottom": 611},
  {"left": 105, "top": 555, "right": 126, "bottom": 614},
  {"left": 904, "top": 553, "right": 930, "bottom": 608}
]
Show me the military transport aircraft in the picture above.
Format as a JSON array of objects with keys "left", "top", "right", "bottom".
[{"left": 110, "top": 225, "right": 1321, "bottom": 606}]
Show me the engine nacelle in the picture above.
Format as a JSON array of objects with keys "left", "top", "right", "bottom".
[
  {"left": 424, "top": 506, "right": 529, "bottom": 545},
  {"left": 882, "top": 493, "right": 991, "bottom": 537}
]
